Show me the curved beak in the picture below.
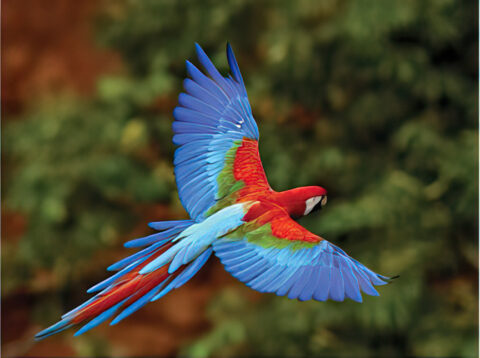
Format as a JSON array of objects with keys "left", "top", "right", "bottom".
[{"left": 320, "top": 196, "right": 327, "bottom": 207}]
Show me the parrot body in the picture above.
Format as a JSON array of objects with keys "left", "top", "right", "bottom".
[{"left": 36, "top": 44, "right": 392, "bottom": 340}]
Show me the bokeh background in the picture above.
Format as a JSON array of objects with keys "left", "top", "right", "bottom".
[{"left": 2, "top": 0, "right": 478, "bottom": 357}]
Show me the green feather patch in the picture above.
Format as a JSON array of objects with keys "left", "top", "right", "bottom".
[{"left": 206, "top": 140, "right": 245, "bottom": 216}]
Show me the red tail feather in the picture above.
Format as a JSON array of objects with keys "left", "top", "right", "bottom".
[
  {"left": 72, "top": 242, "right": 176, "bottom": 324},
  {"left": 35, "top": 218, "right": 216, "bottom": 340}
]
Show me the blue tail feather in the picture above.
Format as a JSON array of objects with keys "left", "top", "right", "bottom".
[{"left": 35, "top": 218, "right": 214, "bottom": 340}]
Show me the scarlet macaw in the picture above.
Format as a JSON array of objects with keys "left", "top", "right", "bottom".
[{"left": 36, "top": 44, "right": 393, "bottom": 340}]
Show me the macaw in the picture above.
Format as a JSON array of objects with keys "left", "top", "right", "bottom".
[{"left": 36, "top": 43, "right": 394, "bottom": 340}]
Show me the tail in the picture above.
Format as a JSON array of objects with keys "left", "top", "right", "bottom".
[
  {"left": 35, "top": 203, "right": 248, "bottom": 340},
  {"left": 35, "top": 219, "right": 209, "bottom": 340}
]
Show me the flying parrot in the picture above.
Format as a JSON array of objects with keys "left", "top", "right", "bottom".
[{"left": 36, "top": 43, "right": 394, "bottom": 340}]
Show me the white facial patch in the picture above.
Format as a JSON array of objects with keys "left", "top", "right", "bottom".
[{"left": 304, "top": 196, "right": 322, "bottom": 215}]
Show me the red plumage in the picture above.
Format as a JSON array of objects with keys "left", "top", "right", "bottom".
[
  {"left": 72, "top": 243, "right": 176, "bottom": 324},
  {"left": 233, "top": 138, "right": 271, "bottom": 195},
  {"left": 232, "top": 138, "right": 327, "bottom": 243},
  {"left": 243, "top": 201, "right": 321, "bottom": 242}
]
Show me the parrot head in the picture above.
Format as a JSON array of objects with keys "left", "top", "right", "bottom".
[{"left": 274, "top": 186, "right": 327, "bottom": 219}]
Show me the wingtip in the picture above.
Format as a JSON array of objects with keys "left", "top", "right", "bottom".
[
  {"left": 34, "top": 331, "right": 47, "bottom": 341},
  {"left": 73, "top": 329, "right": 84, "bottom": 337},
  {"left": 225, "top": 42, "right": 244, "bottom": 85},
  {"left": 194, "top": 42, "right": 205, "bottom": 56},
  {"left": 34, "top": 319, "right": 73, "bottom": 340},
  {"left": 387, "top": 274, "right": 400, "bottom": 283},
  {"left": 226, "top": 42, "right": 234, "bottom": 60},
  {"left": 110, "top": 316, "right": 122, "bottom": 326},
  {"left": 123, "top": 239, "right": 143, "bottom": 248},
  {"left": 106, "top": 263, "right": 118, "bottom": 271},
  {"left": 350, "top": 294, "right": 363, "bottom": 303},
  {"left": 184, "top": 59, "right": 194, "bottom": 69}
]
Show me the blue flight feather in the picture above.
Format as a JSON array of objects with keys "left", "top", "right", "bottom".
[
  {"left": 124, "top": 232, "right": 175, "bottom": 248},
  {"left": 87, "top": 261, "right": 140, "bottom": 293},
  {"left": 35, "top": 319, "right": 74, "bottom": 340},
  {"left": 108, "top": 241, "right": 163, "bottom": 271},
  {"left": 74, "top": 299, "right": 128, "bottom": 336},
  {"left": 313, "top": 267, "right": 331, "bottom": 301},
  {"left": 276, "top": 267, "right": 304, "bottom": 296},
  {"left": 298, "top": 267, "right": 318, "bottom": 301},
  {"left": 151, "top": 248, "right": 213, "bottom": 301},
  {"left": 148, "top": 219, "right": 193, "bottom": 231},
  {"left": 288, "top": 265, "right": 314, "bottom": 300},
  {"left": 178, "top": 93, "right": 221, "bottom": 117},
  {"left": 173, "top": 44, "right": 259, "bottom": 220},
  {"left": 194, "top": 43, "right": 236, "bottom": 98},
  {"left": 183, "top": 78, "right": 224, "bottom": 108},
  {"left": 110, "top": 281, "right": 169, "bottom": 325},
  {"left": 186, "top": 60, "right": 229, "bottom": 102},
  {"left": 342, "top": 264, "right": 362, "bottom": 303},
  {"left": 214, "top": 237, "right": 390, "bottom": 303},
  {"left": 226, "top": 43, "right": 245, "bottom": 88},
  {"left": 328, "top": 267, "right": 345, "bottom": 301}
]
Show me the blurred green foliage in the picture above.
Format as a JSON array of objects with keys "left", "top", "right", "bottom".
[{"left": 3, "top": 0, "right": 477, "bottom": 357}]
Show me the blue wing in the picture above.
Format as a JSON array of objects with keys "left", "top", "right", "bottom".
[
  {"left": 173, "top": 43, "right": 260, "bottom": 221},
  {"left": 213, "top": 220, "right": 392, "bottom": 302}
]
